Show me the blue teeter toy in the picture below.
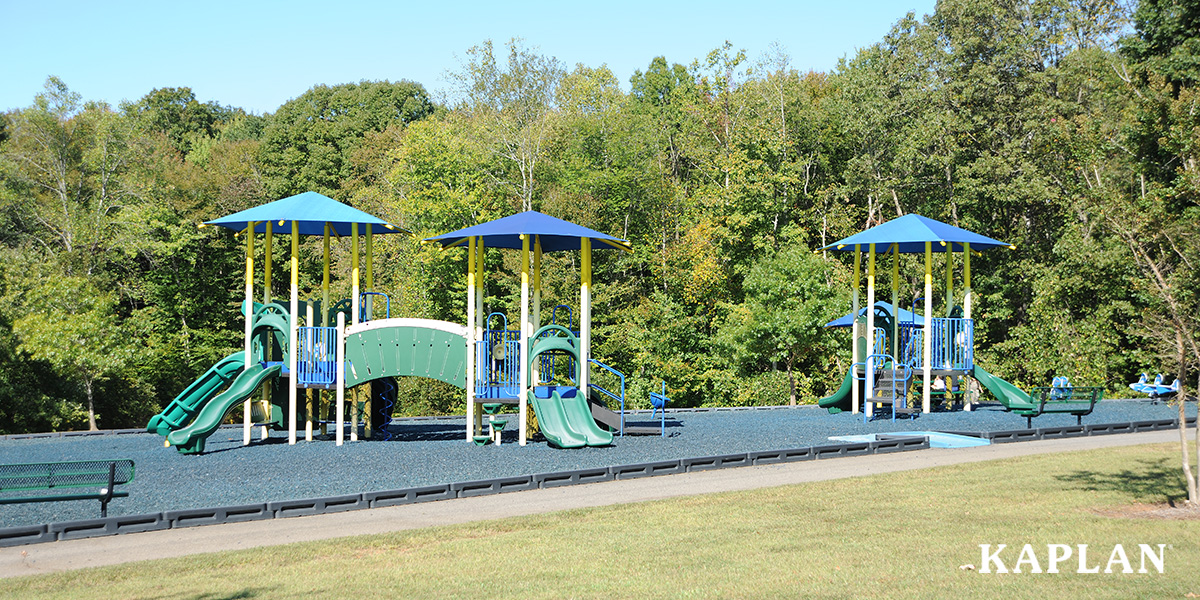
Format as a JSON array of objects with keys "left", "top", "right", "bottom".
[{"left": 649, "top": 381, "right": 670, "bottom": 437}]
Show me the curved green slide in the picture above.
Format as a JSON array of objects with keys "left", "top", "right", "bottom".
[
  {"left": 167, "top": 364, "right": 282, "bottom": 455},
  {"left": 147, "top": 352, "right": 246, "bottom": 436},
  {"left": 972, "top": 365, "right": 1037, "bottom": 411},
  {"left": 527, "top": 389, "right": 613, "bottom": 448},
  {"left": 819, "top": 368, "right": 856, "bottom": 414},
  {"left": 527, "top": 390, "right": 587, "bottom": 449}
]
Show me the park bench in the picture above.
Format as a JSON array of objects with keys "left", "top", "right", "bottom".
[
  {"left": 1013, "top": 384, "right": 1103, "bottom": 428},
  {"left": 0, "top": 459, "right": 135, "bottom": 518}
]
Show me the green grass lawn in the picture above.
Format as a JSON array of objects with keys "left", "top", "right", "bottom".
[{"left": 6, "top": 442, "right": 1199, "bottom": 599}]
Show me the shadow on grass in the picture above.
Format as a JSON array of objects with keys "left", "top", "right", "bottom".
[
  {"left": 1057, "top": 456, "right": 1189, "bottom": 506},
  {"left": 178, "top": 589, "right": 275, "bottom": 600}
]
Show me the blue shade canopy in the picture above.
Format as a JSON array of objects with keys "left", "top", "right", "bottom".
[
  {"left": 204, "top": 191, "right": 406, "bottom": 236},
  {"left": 423, "top": 211, "right": 632, "bottom": 252},
  {"left": 825, "top": 301, "right": 924, "bottom": 328},
  {"left": 819, "top": 214, "right": 1012, "bottom": 254}
]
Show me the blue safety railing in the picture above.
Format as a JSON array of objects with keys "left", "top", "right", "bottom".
[
  {"left": 588, "top": 359, "right": 626, "bottom": 436},
  {"left": 297, "top": 326, "right": 337, "bottom": 386},
  {"left": 475, "top": 313, "right": 520, "bottom": 399},
  {"left": 359, "top": 291, "right": 391, "bottom": 322},
  {"left": 905, "top": 318, "right": 974, "bottom": 372},
  {"left": 856, "top": 353, "right": 913, "bottom": 423}
]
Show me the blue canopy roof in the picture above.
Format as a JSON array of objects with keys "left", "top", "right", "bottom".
[
  {"left": 825, "top": 301, "right": 925, "bottom": 328},
  {"left": 204, "top": 191, "right": 406, "bottom": 236},
  {"left": 423, "top": 211, "right": 631, "bottom": 252},
  {"left": 820, "top": 214, "right": 1011, "bottom": 254}
]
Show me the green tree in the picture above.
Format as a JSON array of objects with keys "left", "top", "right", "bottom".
[
  {"left": 718, "top": 246, "right": 841, "bottom": 405},
  {"left": 447, "top": 38, "right": 565, "bottom": 211},
  {"left": 260, "top": 80, "right": 434, "bottom": 198},
  {"left": 13, "top": 276, "right": 132, "bottom": 430}
]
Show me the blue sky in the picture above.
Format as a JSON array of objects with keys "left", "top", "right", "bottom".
[{"left": 1, "top": 0, "right": 936, "bottom": 115}]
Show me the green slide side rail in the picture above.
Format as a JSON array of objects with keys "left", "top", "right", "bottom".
[
  {"left": 147, "top": 352, "right": 246, "bottom": 436},
  {"left": 819, "top": 368, "right": 856, "bottom": 413},
  {"left": 167, "top": 364, "right": 282, "bottom": 455},
  {"left": 972, "top": 365, "right": 1036, "bottom": 411},
  {"left": 343, "top": 320, "right": 467, "bottom": 389}
]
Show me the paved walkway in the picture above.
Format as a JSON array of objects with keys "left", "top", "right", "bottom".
[{"left": 0, "top": 430, "right": 1178, "bottom": 578}]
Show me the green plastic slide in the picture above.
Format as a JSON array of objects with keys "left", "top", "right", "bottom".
[
  {"left": 972, "top": 365, "right": 1037, "bottom": 411},
  {"left": 528, "top": 390, "right": 587, "bottom": 449},
  {"left": 819, "top": 368, "right": 856, "bottom": 414},
  {"left": 558, "top": 390, "right": 613, "bottom": 446},
  {"left": 167, "top": 364, "right": 282, "bottom": 455},
  {"left": 146, "top": 352, "right": 246, "bottom": 436}
]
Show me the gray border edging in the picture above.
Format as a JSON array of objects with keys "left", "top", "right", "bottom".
[{"left": 2, "top": 416, "right": 1194, "bottom": 547}]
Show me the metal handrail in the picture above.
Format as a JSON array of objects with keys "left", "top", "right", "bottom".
[
  {"left": 587, "top": 358, "right": 625, "bottom": 436},
  {"left": 359, "top": 291, "right": 391, "bottom": 321}
]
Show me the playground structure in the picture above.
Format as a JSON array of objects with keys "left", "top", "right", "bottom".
[
  {"left": 424, "top": 211, "right": 662, "bottom": 446},
  {"left": 816, "top": 214, "right": 1041, "bottom": 420},
  {"left": 147, "top": 194, "right": 663, "bottom": 453}
]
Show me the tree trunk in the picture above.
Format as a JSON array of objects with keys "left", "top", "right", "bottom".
[
  {"left": 787, "top": 355, "right": 796, "bottom": 407},
  {"left": 86, "top": 379, "right": 98, "bottom": 431},
  {"left": 1177, "top": 339, "right": 1197, "bottom": 504}
]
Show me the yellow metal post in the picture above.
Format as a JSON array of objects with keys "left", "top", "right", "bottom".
[
  {"left": 320, "top": 223, "right": 330, "bottom": 435},
  {"left": 364, "top": 224, "right": 373, "bottom": 439},
  {"left": 946, "top": 245, "right": 954, "bottom": 317},
  {"left": 866, "top": 243, "right": 876, "bottom": 415},
  {"left": 891, "top": 244, "right": 899, "bottom": 360},
  {"left": 261, "top": 221, "right": 272, "bottom": 441},
  {"left": 306, "top": 302, "right": 314, "bottom": 441},
  {"left": 475, "top": 237, "right": 485, "bottom": 434},
  {"left": 533, "top": 237, "right": 542, "bottom": 332},
  {"left": 963, "top": 242, "right": 972, "bottom": 319}
]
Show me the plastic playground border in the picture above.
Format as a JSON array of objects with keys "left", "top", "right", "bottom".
[{"left": 1, "top": 413, "right": 1195, "bottom": 548}]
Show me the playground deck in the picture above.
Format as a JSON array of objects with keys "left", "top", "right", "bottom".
[{"left": 0, "top": 399, "right": 1194, "bottom": 530}]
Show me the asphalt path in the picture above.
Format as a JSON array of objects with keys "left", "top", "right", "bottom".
[{"left": 0, "top": 429, "right": 1179, "bottom": 578}]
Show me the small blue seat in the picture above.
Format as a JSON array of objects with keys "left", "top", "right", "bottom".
[{"left": 649, "top": 381, "right": 670, "bottom": 437}]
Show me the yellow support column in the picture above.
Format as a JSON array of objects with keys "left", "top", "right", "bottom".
[
  {"left": 242, "top": 222, "right": 255, "bottom": 447},
  {"left": 518, "top": 234, "right": 530, "bottom": 446},
  {"left": 923, "top": 241, "right": 933, "bottom": 413},
  {"left": 289, "top": 221, "right": 298, "bottom": 445},
  {"left": 533, "top": 237, "right": 542, "bottom": 333},
  {"left": 891, "top": 244, "right": 900, "bottom": 360},
  {"left": 261, "top": 221, "right": 273, "bottom": 441},
  {"left": 851, "top": 245, "right": 861, "bottom": 414},
  {"left": 866, "top": 243, "right": 876, "bottom": 415},
  {"left": 321, "top": 223, "right": 330, "bottom": 435},
  {"left": 364, "top": 224, "right": 373, "bottom": 439},
  {"left": 466, "top": 236, "right": 477, "bottom": 442},
  {"left": 963, "top": 242, "right": 972, "bottom": 319},
  {"left": 946, "top": 244, "right": 954, "bottom": 317}
]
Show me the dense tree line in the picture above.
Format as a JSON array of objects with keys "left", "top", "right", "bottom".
[{"left": 0, "top": 0, "right": 1196, "bottom": 435}]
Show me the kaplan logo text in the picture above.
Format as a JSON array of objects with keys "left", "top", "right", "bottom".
[{"left": 977, "top": 544, "right": 1167, "bottom": 574}]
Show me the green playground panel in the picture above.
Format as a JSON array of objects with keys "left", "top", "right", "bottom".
[{"left": 344, "top": 325, "right": 467, "bottom": 389}]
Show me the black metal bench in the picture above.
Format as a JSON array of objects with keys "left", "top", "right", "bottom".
[
  {"left": 0, "top": 460, "right": 135, "bottom": 517},
  {"left": 1013, "top": 386, "right": 1103, "bottom": 428}
]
